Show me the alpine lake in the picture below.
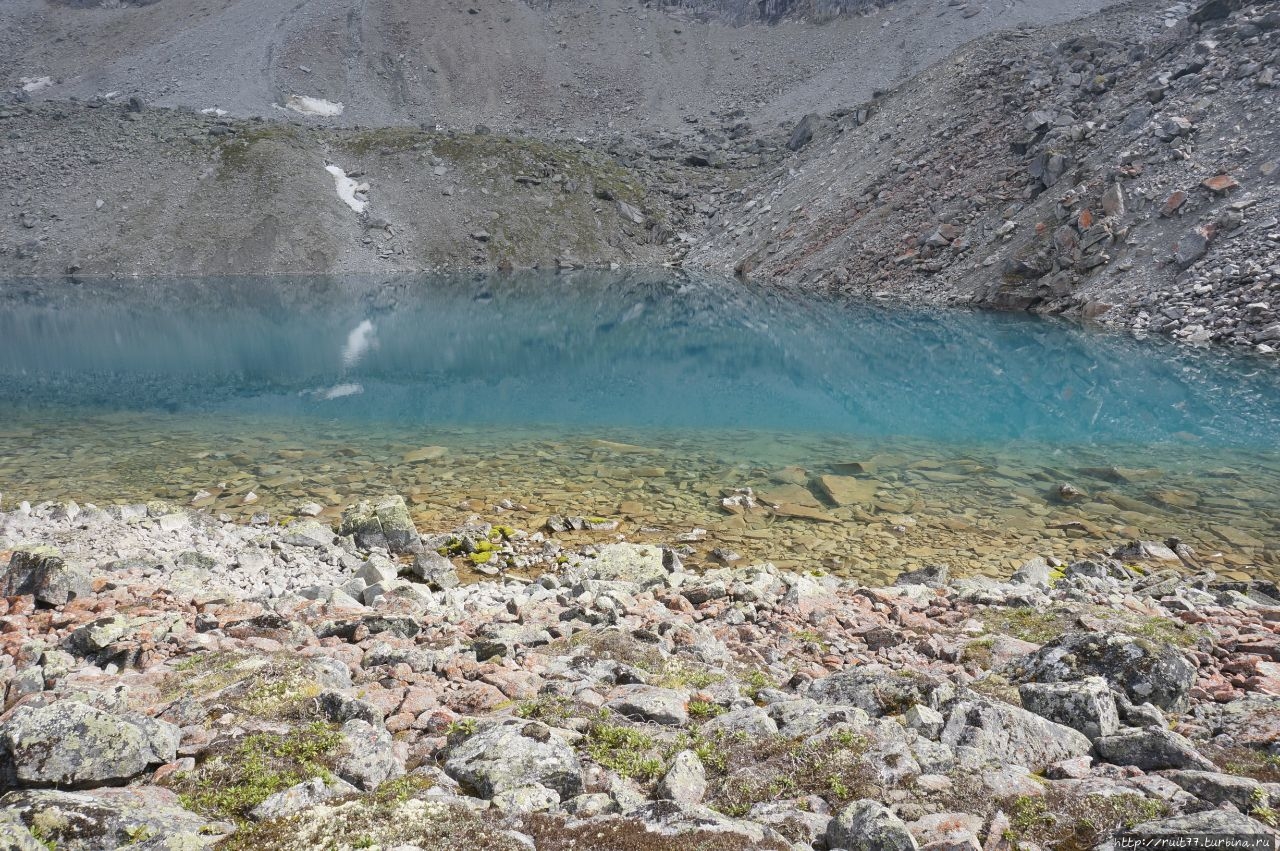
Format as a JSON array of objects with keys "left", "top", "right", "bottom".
[{"left": 2, "top": 271, "right": 1277, "bottom": 584}]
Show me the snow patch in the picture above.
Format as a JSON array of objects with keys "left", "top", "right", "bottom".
[
  {"left": 20, "top": 76, "right": 53, "bottom": 94},
  {"left": 201, "top": 107, "right": 228, "bottom": 117},
  {"left": 325, "top": 165, "right": 368, "bottom": 214},
  {"left": 286, "top": 95, "right": 344, "bottom": 117}
]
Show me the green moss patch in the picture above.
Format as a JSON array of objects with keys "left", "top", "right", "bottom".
[
  {"left": 583, "top": 718, "right": 667, "bottom": 783},
  {"left": 219, "top": 785, "right": 524, "bottom": 851},
  {"left": 160, "top": 652, "right": 326, "bottom": 720},
  {"left": 699, "top": 729, "right": 874, "bottom": 817},
  {"left": 1001, "top": 793, "right": 1168, "bottom": 851},
  {"left": 980, "top": 605, "right": 1205, "bottom": 648},
  {"left": 167, "top": 722, "right": 344, "bottom": 822}
]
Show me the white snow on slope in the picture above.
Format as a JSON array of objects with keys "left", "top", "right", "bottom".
[
  {"left": 325, "top": 165, "right": 368, "bottom": 214},
  {"left": 20, "top": 76, "right": 53, "bottom": 94},
  {"left": 286, "top": 95, "right": 343, "bottom": 116}
]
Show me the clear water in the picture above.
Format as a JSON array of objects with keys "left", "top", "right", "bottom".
[{"left": 1, "top": 272, "right": 1277, "bottom": 582}]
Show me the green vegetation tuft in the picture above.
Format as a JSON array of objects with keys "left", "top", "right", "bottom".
[
  {"left": 740, "top": 668, "right": 774, "bottom": 703},
  {"left": 999, "top": 793, "right": 1168, "bottom": 851},
  {"left": 515, "top": 695, "right": 573, "bottom": 727},
  {"left": 697, "top": 729, "right": 873, "bottom": 817},
  {"left": 584, "top": 717, "right": 666, "bottom": 783},
  {"left": 687, "top": 699, "right": 725, "bottom": 721},
  {"left": 981, "top": 605, "right": 1204, "bottom": 648},
  {"left": 169, "top": 722, "right": 344, "bottom": 822}
]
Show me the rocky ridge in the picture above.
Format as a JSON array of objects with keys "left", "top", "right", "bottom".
[
  {"left": 0, "top": 496, "right": 1278, "bottom": 849},
  {"left": 690, "top": 0, "right": 1280, "bottom": 352}
]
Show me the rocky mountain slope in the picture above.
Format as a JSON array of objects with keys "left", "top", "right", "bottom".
[
  {"left": 0, "top": 497, "right": 1278, "bottom": 849},
  {"left": 2, "top": 0, "right": 1278, "bottom": 350},
  {"left": 691, "top": 0, "right": 1280, "bottom": 351},
  {"left": 0, "top": 0, "right": 1124, "bottom": 279}
]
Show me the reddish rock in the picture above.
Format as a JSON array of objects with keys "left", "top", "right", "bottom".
[
  {"left": 481, "top": 669, "right": 543, "bottom": 701},
  {"left": 1160, "top": 190, "right": 1188, "bottom": 217},
  {"left": 445, "top": 681, "right": 507, "bottom": 714},
  {"left": 1201, "top": 174, "right": 1239, "bottom": 194}
]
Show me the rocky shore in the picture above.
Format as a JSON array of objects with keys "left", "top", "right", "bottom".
[{"left": 1, "top": 495, "right": 1277, "bottom": 850}]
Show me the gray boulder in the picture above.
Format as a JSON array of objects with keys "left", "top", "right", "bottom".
[
  {"left": 410, "top": 551, "right": 459, "bottom": 589},
  {"left": 337, "top": 496, "right": 420, "bottom": 554},
  {"left": 0, "top": 701, "right": 178, "bottom": 789},
  {"left": 1010, "top": 631, "right": 1196, "bottom": 712},
  {"left": 605, "top": 685, "right": 690, "bottom": 725},
  {"left": 656, "top": 750, "right": 706, "bottom": 805},
  {"left": 490, "top": 784, "right": 561, "bottom": 813},
  {"left": 444, "top": 722, "right": 583, "bottom": 799},
  {"left": 940, "top": 697, "right": 1092, "bottom": 770},
  {"left": 808, "top": 667, "right": 954, "bottom": 717},
  {"left": 1, "top": 548, "right": 91, "bottom": 607},
  {"left": 904, "top": 705, "right": 946, "bottom": 740},
  {"left": 626, "top": 800, "right": 788, "bottom": 845},
  {"left": 787, "top": 113, "right": 823, "bottom": 151},
  {"left": 281, "top": 519, "right": 333, "bottom": 548},
  {"left": 1095, "top": 727, "right": 1215, "bottom": 771},
  {"left": 700, "top": 705, "right": 778, "bottom": 738},
  {"left": 827, "top": 799, "right": 919, "bottom": 851},
  {"left": 1129, "top": 810, "right": 1277, "bottom": 836},
  {"left": 318, "top": 690, "right": 384, "bottom": 725},
  {"left": 749, "top": 801, "right": 831, "bottom": 847},
  {"left": 1010, "top": 557, "right": 1053, "bottom": 587},
  {"left": 249, "top": 775, "right": 360, "bottom": 820},
  {"left": 769, "top": 698, "right": 870, "bottom": 736},
  {"left": 895, "top": 564, "right": 949, "bottom": 588},
  {"left": 0, "top": 787, "right": 223, "bottom": 850},
  {"left": 1162, "top": 770, "right": 1268, "bottom": 811},
  {"left": 576, "top": 544, "right": 669, "bottom": 589},
  {"left": 1018, "top": 676, "right": 1119, "bottom": 740},
  {"left": 334, "top": 719, "right": 404, "bottom": 791}
]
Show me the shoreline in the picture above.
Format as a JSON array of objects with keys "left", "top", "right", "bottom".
[{"left": 0, "top": 495, "right": 1278, "bottom": 848}]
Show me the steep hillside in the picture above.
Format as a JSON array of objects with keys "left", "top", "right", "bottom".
[
  {"left": 2, "top": 0, "right": 1121, "bottom": 133},
  {"left": 691, "top": 0, "right": 1280, "bottom": 350},
  {"left": 0, "top": 0, "right": 1125, "bottom": 278}
]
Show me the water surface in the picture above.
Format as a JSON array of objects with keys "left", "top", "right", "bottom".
[{"left": 1, "top": 272, "right": 1277, "bottom": 582}]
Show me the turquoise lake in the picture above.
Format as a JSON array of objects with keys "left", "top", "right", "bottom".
[{"left": 1, "top": 272, "right": 1277, "bottom": 582}]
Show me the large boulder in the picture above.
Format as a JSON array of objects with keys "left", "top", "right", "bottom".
[
  {"left": 1018, "top": 676, "right": 1119, "bottom": 740},
  {"left": 605, "top": 685, "right": 690, "bottom": 726},
  {"left": 656, "top": 750, "right": 706, "bottom": 805},
  {"left": 0, "top": 787, "right": 224, "bottom": 850},
  {"left": 1094, "top": 727, "right": 1215, "bottom": 771},
  {"left": 575, "top": 544, "right": 669, "bottom": 589},
  {"left": 1129, "top": 810, "right": 1277, "bottom": 837},
  {"left": 808, "top": 667, "right": 955, "bottom": 717},
  {"left": 0, "top": 701, "right": 178, "bottom": 789},
  {"left": 1162, "top": 770, "right": 1269, "bottom": 811},
  {"left": 444, "top": 722, "right": 583, "bottom": 800},
  {"left": 940, "top": 697, "right": 1092, "bottom": 770},
  {"left": 250, "top": 775, "right": 361, "bottom": 820},
  {"left": 768, "top": 698, "right": 871, "bottom": 737},
  {"left": 827, "top": 799, "right": 919, "bottom": 851},
  {"left": 334, "top": 719, "right": 404, "bottom": 791},
  {"left": 1009, "top": 631, "right": 1196, "bottom": 712},
  {"left": 700, "top": 706, "right": 778, "bottom": 738},
  {"left": 1, "top": 548, "right": 91, "bottom": 607},
  {"left": 410, "top": 550, "right": 459, "bottom": 590},
  {"left": 337, "top": 496, "right": 420, "bottom": 554},
  {"left": 626, "top": 800, "right": 789, "bottom": 845}
]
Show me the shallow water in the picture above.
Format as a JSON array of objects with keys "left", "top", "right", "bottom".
[{"left": 1, "top": 272, "right": 1277, "bottom": 582}]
